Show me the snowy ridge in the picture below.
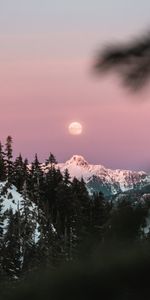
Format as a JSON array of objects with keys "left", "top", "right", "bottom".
[
  {"left": 56, "top": 155, "right": 150, "bottom": 196},
  {"left": 0, "top": 182, "right": 40, "bottom": 243},
  {"left": 0, "top": 182, "right": 33, "bottom": 214}
]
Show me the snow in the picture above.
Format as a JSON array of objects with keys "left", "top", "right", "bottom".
[
  {"left": 34, "top": 222, "right": 40, "bottom": 243},
  {"left": 51, "top": 224, "right": 56, "bottom": 233},
  {"left": 0, "top": 182, "right": 40, "bottom": 243},
  {"left": 0, "top": 182, "right": 24, "bottom": 214},
  {"left": 55, "top": 155, "right": 150, "bottom": 194},
  {"left": 41, "top": 155, "right": 150, "bottom": 195}
]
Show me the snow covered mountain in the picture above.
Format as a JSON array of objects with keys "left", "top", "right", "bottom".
[{"left": 56, "top": 155, "right": 150, "bottom": 196}]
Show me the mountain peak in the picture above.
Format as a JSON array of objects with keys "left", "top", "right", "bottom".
[
  {"left": 57, "top": 156, "right": 149, "bottom": 196},
  {"left": 66, "top": 155, "right": 89, "bottom": 167}
]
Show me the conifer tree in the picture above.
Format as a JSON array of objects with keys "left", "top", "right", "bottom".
[
  {"left": 3, "top": 210, "right": 22, "bottom": 279},
  {"left": 63, "top": 168, "right": 71, "bottom": 185},
  {"left": 72, "top": 177, "right": 90, "bottom": 232},
  {"left": 70, "top": 177, "right": 91, "bottom": 255},
  {"left": 5, "top": 136, "right": 14, "bottom": 185},
  {"left": 20, "top": 181, "right": 38, "bottom": 272},
  {"left": 37, "top": 213, "right": 57, "bottom": 267},
  {"left": 107, "top": 200, "right": 146, "bottom": 241},
  {"left": 56, "top": 180, "right": 77, "bottom": 261},
  {"left": 0, "top": 190, "right": 4, "bottom": 277},
  {"left": 29, "top": 154, "right": 44, "bottom": 205},
  {"left": 45, "top": 164, "right": 63, "bottom": 221},
  {"left": 45, "top": 153, "right": 57, "bottom": 167},
  {"left": 92, "top": 192, "right": 110, "bottom": 241},
  {"left": 0, "top": 142, "right": 6, "bottom": 182},
  {"left": 13, "top": 154, "right": 25, "bottom": 192}
]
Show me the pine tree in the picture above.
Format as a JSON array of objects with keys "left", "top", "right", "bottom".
[
  {"left": 0, "top": 142, "right": 6, "bottom": 181},
  {"left": 45, "top": 164, "right": 63, "bottom": 221},
  {"left": 45, "top": 153, "right": 57, "bottom": 167},
  {"left": 56, "top": 180, "right": 77, "bottom": 261},
  {"left": 63, "top": 168, "right": 71, "bottom": 185},
  {"left": 0, "top": 190, "right": 4, "bottom": 278},
  {"left": 5, "top": 136, "right": 14, "bottom": 185},
  {"left": 29, "top": 154, "right": 44, "bottom": 205},
  {"left": 107, "top": 199, "right": 146, "bottom": 241},
  {"left": 13, "top": 154, "right": 25, "bottom": 192},
  {"left": 23, "top": 158, "right": 33, "bottom": 201},
  {"left": 71, "top": 177, "right": 91, "bottom": 256},
  {"left": 20, "top": 181, "right": 39, "bottom": 273},
  {"left": 72, "top": 177, "right": 90, "bottom": 231},
  {"left": 37, "top": 213, "right": 57, "bottom": 268},
  {"left": 3, "top": 209, "right": 22, "bottom": 279},
  {"left": 92, "top": 192, "right": 110, "bottom": 241}
]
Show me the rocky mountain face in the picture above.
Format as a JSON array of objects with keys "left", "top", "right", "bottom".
[{"left": 56, "top": 155, "right": 150, "bottom": 196}]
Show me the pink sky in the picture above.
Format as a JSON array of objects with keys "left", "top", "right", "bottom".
[
  {"left": 1, "top": 56, "right": 150, "bottom": 170},
  {"left": 1, "top": 1, "right": 150, "bottom": 170}
]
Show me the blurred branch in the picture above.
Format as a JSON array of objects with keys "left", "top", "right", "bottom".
[{"left": 94, "top": 33, "right": 150, "bottom": 90}]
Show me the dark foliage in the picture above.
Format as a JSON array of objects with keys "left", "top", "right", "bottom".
[
  {"left": 3, "top": 242, "right": 150, "bottom": 300},
  {"left": 94, "top": 33, "right": 150, "bottom": 90},
  {"left": 0, "top": 136, "right": 149, "bottom": 298}
]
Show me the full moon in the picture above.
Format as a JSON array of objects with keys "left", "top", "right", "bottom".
[{"left": 68, "top": 122, "right": 82, "bottom": 135}]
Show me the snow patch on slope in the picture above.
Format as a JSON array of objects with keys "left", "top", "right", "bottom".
[{"left": 0, "top": 182, "right": 40, "bottom": 242}]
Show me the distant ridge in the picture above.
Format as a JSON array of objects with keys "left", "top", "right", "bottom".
[{"left": 45, "top": 155, "right": 150, "bottom": 196}]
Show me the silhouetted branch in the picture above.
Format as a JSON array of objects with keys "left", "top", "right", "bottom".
[{"left": 94, "top": 33, "right": 150, "bottom": 90}]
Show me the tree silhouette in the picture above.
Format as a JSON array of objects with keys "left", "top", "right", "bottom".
[{"left": 94, "top": 32, "right": 150, "bottom": 90}]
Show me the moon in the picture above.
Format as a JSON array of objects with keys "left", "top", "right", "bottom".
[{"left": 68, "top": 122, "right": 82, "bottom": 135}]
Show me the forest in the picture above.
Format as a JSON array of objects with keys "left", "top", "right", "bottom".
[{"left": 0, "top": 136, "right": 150, "bottom": 299}]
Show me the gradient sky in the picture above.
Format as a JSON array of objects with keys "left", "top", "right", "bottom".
[{"left": 1, "top": 0, "right": 150, "bottom": 170}]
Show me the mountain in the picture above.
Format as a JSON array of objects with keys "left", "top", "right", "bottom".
[{"left": 55, "top": 155, "right": 150, "bottom": 196}]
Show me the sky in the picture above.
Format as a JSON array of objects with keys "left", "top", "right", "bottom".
[{"left": 1, "top": 0, "right": 150, "bottom": 170}]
